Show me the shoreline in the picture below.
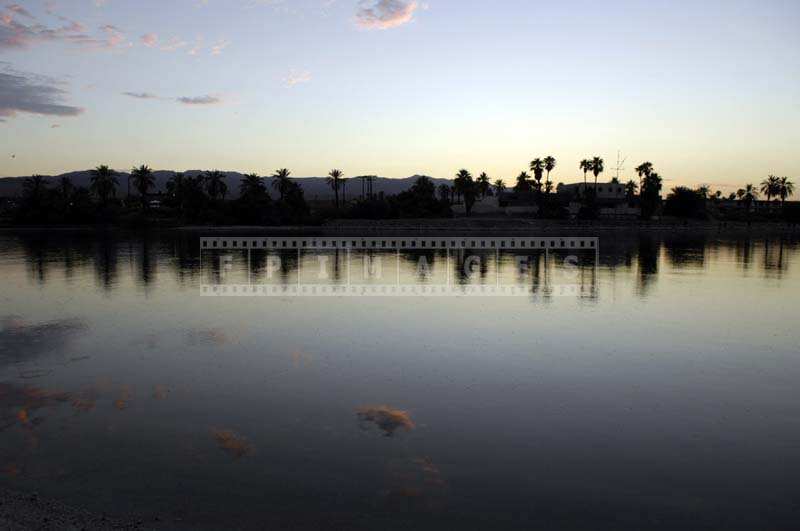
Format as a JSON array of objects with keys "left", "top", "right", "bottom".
[{"left": 0, "top": 219, "right": 798, "bottom": 236}]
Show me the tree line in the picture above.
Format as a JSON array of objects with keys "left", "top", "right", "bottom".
[
  {"left": 13, "top": 165, "right": 311, "bottom": 225},
  {"left": 7, "top": 160, "right": 796, "bottom": 225}
]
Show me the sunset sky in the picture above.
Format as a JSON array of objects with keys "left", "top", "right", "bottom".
[{"left": 1, "top": 0, "right": 798, "bottom": 192}]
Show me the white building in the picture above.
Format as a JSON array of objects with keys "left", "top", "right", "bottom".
[{"left": 557, "top": 182, "right": 627, "bottom": 202}]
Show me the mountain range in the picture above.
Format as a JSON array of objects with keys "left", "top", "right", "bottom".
[{"left": 0, "top": 171, "right": 455, "bottom": 200}]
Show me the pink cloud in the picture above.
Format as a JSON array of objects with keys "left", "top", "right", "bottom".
[
  {"left": 0, "top": 11, "right": 125, "bottom": 51},
  {"left": 6, "top": 4, "right": 34, "bottom": 19},
  {"left": 160, "top": 36, "right": 186, "bottom": 51},
  {"left": 355, "top": 0, "right": 418, "bottom": 30},
  {"left": 140, "top": 32, "right": 157, "bottom": 47}
]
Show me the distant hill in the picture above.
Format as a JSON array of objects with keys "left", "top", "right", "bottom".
[{"left": 0, "top": 171, "right": 454, "bottom": 200}]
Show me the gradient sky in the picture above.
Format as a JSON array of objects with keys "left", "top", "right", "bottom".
[{"left": 1, "top": 0, "right": 798, "bottom": 192}]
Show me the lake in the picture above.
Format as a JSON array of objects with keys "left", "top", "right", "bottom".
[{"left": 1, "top": 229, "right": 798, "bottom": 529}]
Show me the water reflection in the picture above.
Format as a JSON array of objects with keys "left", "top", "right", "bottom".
[
  {"left": 5, "top": 231, "right": 798, "bottom": 297},
  {"left": 1, "top": 230, "right": 800, "bottom": 529}
]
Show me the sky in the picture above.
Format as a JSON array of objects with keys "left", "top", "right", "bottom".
[{"left": 1, "top": 0, "right": 799, "bottom": 192}]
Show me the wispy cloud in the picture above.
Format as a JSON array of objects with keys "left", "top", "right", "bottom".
[
  {"left": 210, "top": 38, "right": 229, "bottom": 55},
  {"left": 355, "top": 0, "right": 418, "bottom": 30},
  {"left": 6, "top": 4, "right": 34, "bottom": 19},
  {"left": 0, "top": 64, "right": 83, "bottom": 121},
  {"left": 140, "top": 33, "right": 187, "bottom": 52},
  {"left": 284, "top": 69, "right": 311, "bottom": 87},
  {"left": 121, "top": 91, "right": 224, "bottom": 106},
  {"left": 159, "top": 36, "right": 186, "bottom": 51},
  {"left": 0, "top": 6, "right": 127, "bottom": 51},
  {"left": 177, "top": 95, "right": 221, "bottom": 105},
  {"left": 122, "top": 91, "right": 159, "bottom": 99},
  {"left": 188, "top": 37, "right": 203, "bottom": 55}
]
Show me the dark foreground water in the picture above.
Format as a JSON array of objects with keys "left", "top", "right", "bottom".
[{"left": 1, "top": 230, "right": 798, "bottom": 529}]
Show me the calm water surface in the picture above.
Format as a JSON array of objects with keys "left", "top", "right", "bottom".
[{"left": 1, "top": 230, "right": 798, "bottom": 529}]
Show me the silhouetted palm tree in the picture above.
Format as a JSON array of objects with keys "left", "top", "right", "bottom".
[
  {"left": 696, "top": 185, "right": 711, "bottom": 199},
  {"left": 240, "top": 173, "right": 266, "bottom": 199},
  {"left": 590, "top": 156, "right": 604, "bottom": 192},
  {"left": 635, "top": 162, "right": 653, "bottom": 192},
  {"left": 779, "top": 177, "right": 794, "bottom": 205},
  {"left": 760, "top": 175, "right": 781, "bottom": 202},
  {"left": 640, "top": 172, "right": 662, "bottom": 219},
  {"left": 514, "top": 171, "right": 531, "bottom": 192},
  {"left": 737, "top": 184, "right": 758, "bottom": 212},
  {"left": 543, "top": 156, "right": 556, "bottom": 193},
  {"left": 271, "top": 168, "right": 292, "bottom": 200},
  {"left": 131, "top": 165, "right": 155, "bottom": 208},
  {"left": 327, "top": 169, "right": 343, "bottom": 209},
  {"left": 494, "top": 179, "right": 506, "bottom": 195},
  {"left": 625, "top": 179, "right": 638, "bottom": 205},
  {"left": 454, "top": 169, "right": 477, "bottom": 216},
  {"left": 204, "top": 170, "right": 228, "bottom": 200},
  {"left": 477, "top": 172, "right": 491, "bottom": 198},
  {"left": 90, "top": 165, "right": 118, "bottom": 206},
  {"left": 529, "top": 158, "right": 544, "bottom": 191},
  {"left": 579, "top": 159, "right": 591, "bottom": 190}
]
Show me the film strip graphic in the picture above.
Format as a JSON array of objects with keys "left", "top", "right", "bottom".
[
  {"left": 200, "top": 236, "right": 598, "bottom": 251},
  {"left": 200, "top": 235, "right": 599, "bottom": 297}
]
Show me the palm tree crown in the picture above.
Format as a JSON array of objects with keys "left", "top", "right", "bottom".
[
  {"left": 514, "top": 171, "right": 531, "bottom": 192},
  {"left": 635, "top": 162, "right": 653, "bottom": 179},
  {"left": 204, "top": 170, "right": 228, "bottom": 200},
  {"left": 240, "top": 173, "right": 266, "bottom": 199},
  {"left": 779, "top": 177, "right": 794, "bottom": 203},
  {"left": 760, "top": 175, "right": 781, "bottom": 201},
  {"left": 90, "top": 165, "right": 118, "bottom": 204},
  {"left": 579, "top": 159, "right": 591, "bottom": 188},
  {"left": 477, "top": 172, "right": 491, "bottom": 197},
  {"left": 271, "top": 168, "right": 292, "bottom": 200},
  {"left": 737, "top": 184, "right": 759, "bottom": 210},
  {"left": 454, "top": 169, "right": 478, "bottom": 216},
  {"left": 327, "top": 169, "right": 343, "bottom": 209},
  {"left": 543, "top": 156, "right": 556, "bottom": 192},
  {"left": 131, "top": 164, "right": 155, "bottom": 198},
  {"left": 529, "top": 158, "right": 544, "bottom": 188},
  {"left": 590, "top": 157, "right": 604, "bottom": 190},
  {"left": 634, "top": 161, "right": 653, "bottom": 193}
]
